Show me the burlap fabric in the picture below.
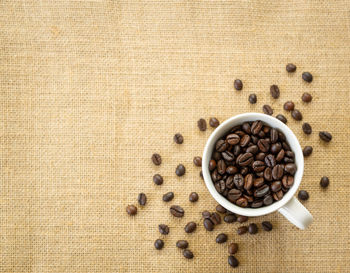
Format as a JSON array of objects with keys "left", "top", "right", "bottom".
[{"left": 1, "top": 1, "right": 349, "bottom": 272}]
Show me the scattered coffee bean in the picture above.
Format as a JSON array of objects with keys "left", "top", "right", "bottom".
[
  {"left": 216, "top": 204, "right": 227, "bottom": 214},
  {"left": 262, "top": 221, "right": 273, "bottom": 231},
  {"left": 249, "top": 93, "right": 257, "bottom": 104},
  {"left": 298, "top": 190, "right": 309, "bottom": 201},
  {"left": 303, "top": 146, "right": 313, "bottom": 157},
  {"left": 151, "top": 153, "right": 162, "bottom": 165},
  {"left": 216, "top": 233, "right": 228, "bottom": 244},
  {"left": 286, "top": 63, "right": 296, "bottom": 72},
  {"left": 234, "top": 79, "right": 243, "bottom": 90},
  {"left": 224, "top": 214, "right": 237, "bottom": 223},
  {"left": 175, "top": 164, "right": 186, "bottom": 176},
  {"left": 270, "top": 85, "right": 280, "bottom": 99},
  {"left": 228, "top": 243, "right": 238, "bottom": 255},
  {"left": 228, "top": 256, "right": 239, "bottom": 268},
  {"left": 263, "top": 105, "right": 273, "bottom": 115},
  {"left": 138, "top": 193, "right": 147, "bottom": 206},
  {"left": 197, "top": 118, "right": 207, "bottom": 131},
  {"left": 170, "top": 205, "right": 184, "bottom": 217},
  {"left": 174, "top": 133, "right": 184, "bottom": 144},
  {"left": 184, "top": 222, "right": 197, "bottom": 233},
  {"left": 319, "top": 131, "right": 332, "bottom": 142},
  {"left": 283, "top": 101, "right": 295, "bottom": 111},
  {"left": 302, "top": 72, "right": 313, "bottom": 83},
  {"left": 203, "top": 218, "right": 214, "bottom": 231},
  {"left": 202, "top": 210, "right": 211, "bottom": 218},
  {"left": 237, "top": 226, "right": 248, "bottom": 235},
  {"left": 158, "top": 224, "right": 169, "bottom": 235},
  {"left": 209, "top": 117, "right": 220, "bottom": 128},
  {"left": 189, "top": 192, "right": 199, "bottom": 202},
  {"left": 302, "top": 92, "right": 313, "bottom": 103},
  {"left": 276, "top": 114, "right": 287, "bottom": 124},
  {"left": 193, "top": 156, "right": 202, "bottom": 167},
  {"left": 248, "top": 223, "right": 258, "bottom": 234},
  {"left": 126, "top": 205, "right": 137, "bottom": 216},
  {"left": 153, "top": 174, "right": 163, "bottom": 185},
  {"left": 154, "top": 239, "right": 164, "bottom": 250},
  {"left": 302, "top": 123, "right": 312, "bottom": 134},
  {"left": 183, "top": 249, "right": 194, "bottom": 259},
  {"left": 320, "top": 176, "right": 330, "bottom": 188},
  {"left": 176, "top": 240, "right": 189, "bottom": 249},
  {"left": 237, "top": 215, "right": 248, "bottom": 223},
  {"left": 210, "top": 212, "right": 221, "bottom": 225},
  {"left": 163, "top": 192, "right": 174, "bottom": 202},
  {"left": 291, "top": 109, "right": 302, "bottom": 121}
]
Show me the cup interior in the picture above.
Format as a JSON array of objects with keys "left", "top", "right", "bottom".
[{"left": 202, "top": 113, "right": 304, "bottom": 217}]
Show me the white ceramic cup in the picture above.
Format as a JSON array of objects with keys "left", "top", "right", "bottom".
[{"left": 202, "top": 113, "right": 313, "bottom": 229}]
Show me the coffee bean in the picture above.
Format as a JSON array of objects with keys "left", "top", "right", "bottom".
[
  {"left": 153, "top": 174, "right": 163, "bottom": 185},
  {"left": 175, "top": 164, "right": 186, "bottom": 176},
  {"left": 302, "top": 92, "right": 313, "bottom": 103},
  {"left": 276, "top": 149, "right": 285, "bottom": 162},
  {"left": 240, "top": 134, "right": 251, "bottom": 147},
  {"left": 283, "top": 101, "right": 295, "bottom": 111},
  {"left": 265, "top": 154, "right": 276, "bottom": 167},
  {"left": 236, "top": 215, "right": 248, "bottom": 223},
  {"left": 197, "top": 118, "right": 207, "bottom": 131},
  {"left": 303, "top": 146, "right": 313, "bottom": 157},
  {"left": 244, "top": 174, "right": 253, "bottom": 190},
  {"left": 302, "top": 123, "right": 312, "bottom": 134},
  {"left": 216, "top": 204, "right": 227, "bottom": 214},
  {"left": 193, "top": 156, "right": 202, "bottom": 167},
  {"left": 237, "top": 226, "right": 248, "bottom": 235},
  {"left": 298, "top": 190, "right": 309, "bottom": 201},
  {"left": 184, "top": 222, "right": 197, "bottom": 233},
  {"left": 282, "top": 141, "right": 291, "bottom": 151},
  {"left": 276, "top": 114, "right": 287, "bottom": 124},
  {"left": 248, "top": 223, "right": 258, "bottom": 234},
  {"left": 263, "top": 194, "right": 273, "bottom": 206},
  {"left": 282, "top": 175, "right": 294, "bottom": 188},
  {"left": 228, "top": 256, "right": 239, "bottom": 268},
  {"left": 262, "top": 221, "right": 273, "bottom": 231},
  {"left": 254, "top": 184, "right": 270, "bottom": 198},
  {"left": 224, "top": 214, "right": 237, "bottom": 223},
  {"left": 232, "top": 174, "right": 244, "bottom": 189},
  {"left": 151, "top": 153, "right": 162, "bottom": 165},
  {"left": 236, "top": 197, "right": 248, "bottom": 208},
  {"left": 189, "top": 192, "right": 199, "bottom": 202},
  {"left": 173, "top": 133, "right": 184, "bottom": 144},
  {"left": 228, "top": 243, "right": 238, "bottom": 254},
  {"left": 138, "top": 193, "right": 147, "bottom": 206},
  {"left": 126, "top": 205, "right": 137, "bottom": 216},
  {"left": 291, "top": 109, "right": 303, "bottom": 121},
  {"left": 251, "top": 121, "right": 263, "bottom": 135},
  {"left": 320, "top": 176, "right": 329, "bottom": 188},
  {"left": 214, "top": 180, "right": 225, "bottom": 193},
  {"left": 246, "top": 145, "right": 258, "bottom": 155},
  {"left": 319, "top": 131, "right": 332, "bottom": 142},
  {"left": 271, "top": 143, "right": 282, "bottom": 154},
  {"left": 273, "top": 190, "right": 284, "bottom": 201},
  {"left": 264, "top": 167, "right": 273, "bottom": 181},
  {"left": 237, "top": 152, "right": 254, "bottom": 166},
  {"left": 176, "top": 240, "right": 188, "bottom": 249},
  {"left": 234, "top": 79, "right": 243, "bottom": 90},
  {"left": 163, "top": 192, "right": 174, "bottom": 202},
  {"left": 216, "top": 233, "right": 228, "bottom": 243},
  {"left": 154, "top": 239, "right": 164, "bottom": 250},
  {"left": 286, "top": 63, "right": 296, "bottom": 72},
  {"left": 302, "top": 72, "right": 313, "bottom": 83},
  {"left": 270, "top": 85, "right": 280, "bottom": 99},
  {"left": 272, "top": 165, "right": 284, "bottom": 179},
  {"left": 209, "top": 159, "right": 217, "bottom": 171},
  {"left": 216, "top": 139, "right": 228, "bottom": 152},
  {"left": 249, "top": 93, "right": 257, "bottom": 104},
  {"left": 271, "top": 181, "right": 282, "bottom": 192},
  {"left": 210, "top": 212, "right": 221, "bottom": 225},
  {"left": 202, "top": 210, "right": 211, "bottom": 218},
  {"left": 183, "top": 249, "right": 194, "bottom": 259},
  {"left": 258, "top": 139, "right": 270, "bottom": 153},
  {"left": 209, "top": 117, "right": 220, "bottom": 128},
  {"left": 263, "top": 104, "right": 273, "bottom": 115},
  {"left": 170, "top": 205, "right": 184, "bottom": 217},
  {"left": 159, "top": 224, "right": 169, "bottom": 235},
  {"left": 226, "top": 134, "right": 240, "bottom": 145},
  {"left": 217, "top": 160, "right": 227, "bottom": 175},
  {"left": 284, "top": 163, "right": 297, "bottom": 175},
  {"left": 270, "top": 128, "right": 278, "bottom": 143},
  {"left": 212, "top": 170, "right": 222, "bottom": 182},
  {"left": 203, "top": 218, "right": 214, "bottom": 231}
]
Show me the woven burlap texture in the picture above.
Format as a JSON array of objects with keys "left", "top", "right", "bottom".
[{"left": 1, "top": 1, "right": 350, "bottom": 272}]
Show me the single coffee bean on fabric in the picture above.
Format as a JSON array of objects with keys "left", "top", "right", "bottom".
[
  {"left": 189, "top": 192, "right": 199, "bottom": 202},
  {"left": 175, "top": 164, "right": 186, "bottom": 176},
  {"left": 197, "top": 118, "right": 207, "bottom": 131},
  {"left": 302, "top": 72, "right": 313, "bottom": 82},
  {"left": 176, "top": 240, "right": 189, "bottom": 249},
  {"left": 209, "top": 117, "right": 220, "bottom": 128},
  {"left": 319, "top": 131, "right": 332, "bottom": 142},
  {"left": 173, "top": 133, "right": 184, "bottom": 144},
  {"left": 216, "top": 204, "right": 227, "bottom": 214},
  {"left": 302, "top": 92, "right": 313, "bottom": 102},
  {"left": 126, "top": 205, "right": 137, "bottom": 216},
  {"left": 216, "top": 233, "right": 228, "bottom": 244},
  {"left": 237, "top": 226, "right": 248, "bottom": 235},
  {"left": 202, "top": 210, "right": 211, "bottom": 218},
  {"left": 270, "top": 85, "right": 280, "bottom": 99},
  {"left": 249, "top": 93, "right": 257, "bottom": 104},
  {"left": 154, "top": 239, "right": 164, "bottom": 250},
  {"left": 228, "top": 243, "right": 238, "bottom": 255},
  {"left": 248, "top": 223, "right": 258, "bottom": 234},
  {"left": 151, "top": 153, "right": 162, "bottom": 165},
  {"left": 284, "top": 101, "right": 295, "bottom": 111},
  {"left": 298, "top": 190, "right": 309, "bottom": 201},
  {"left": 210, "top": 212, "right": 221, "bottom": 225},
  {"left": 263, "top": 104, "right": 273, "bottom": 115},
  {"left": 291, "top": 109, "right": 303, "bottom": 121},
  {"left": 234, "top": 79, "right": 243, "bottom": 90},
  {"left": 320, "top": 176, "right": 330, "bottom": 188},
  {"left": 162, "top": 192, "right": 174, "bottom": 202},
  {"left": 303, "top": 146, "right": 313, "bottom": 157},
  {"left": 153, "top": 174, "right": 163, "bottom": 185},
  {"left": 203, "top": 218, "right": 214, "bottom": 231},
  {"left": 170, "top": 205, "right": 184, "bottom": 217},
  {"left": 262, "top": 221, "right": 273, "bottom": 231},
  {"left": 193, "top": 156, "right": 202, "bottom": 167},
  {"left": 276, "top": 114, "right": 287, "bottom": 124},
  {"left": 224, "top": 214, "right": 237, "bottom": 223},
  {"left": 228, "top": 256, "right": 239, "bottom": 268},
  {"left": 237, "top": 215, "right": 248, "bottom": 223},
  {"left": 302, "top": 122, "right": 312, "bottom": 134},
  {"left": 184, "top": 222, "right": 197, "bottom": 233},
  {"left": 183, "top": 249, "right": 194, "bottom": 259},
  {"left": 138, "top": 193, "right": 147, "bottom": 206},
  {"left": 286, "top": 63, "right": 296, "bottom": 72},
  {"left": 158, "top": 224, "right": 169, "bottom": 235}
]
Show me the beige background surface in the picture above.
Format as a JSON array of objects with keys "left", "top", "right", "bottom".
[{"left": 1, "top": 1, "right": 350, "bottom": 272}]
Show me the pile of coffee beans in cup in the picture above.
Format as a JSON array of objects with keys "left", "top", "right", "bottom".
[{"left": 210, "top": 120, "right": 296, "bottom": 208}]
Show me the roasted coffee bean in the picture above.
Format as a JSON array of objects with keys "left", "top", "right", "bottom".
[
  {"left": 197, "top": 118, "right": 207, "bottom": 131},
  {"left": 251, "top": 121, "right": 263, "bottom": 135},
  {"left": 262, "top": 221, "right": 273, "bottom": 231},
  {"left": 271, "top": 143, "right": 282, "bottom": 154},
  {"left": 270, "top": 128, "right": 278, "bottom": 143},
  {"left": 226, "top": 166, "right": 238, "bottom": 175},
  {"left": 240, "top": 167, "right": 249, "bottom": 175},
  {"left": 283, "top": 101, "right": 295, "bottom": 111},
  {"left": 233, "top": 174, "right": 244, "bottom": 189},
  {"left": 320, "top": 176, "right": 330, "bottom": 188},
  {"left": 279, "top": 131, "right": 286, "bottom": 141},
  {"left": 159, "top": 224, "right": 169, "bottom": 235},
  {"left": 276, "top": 149, "right": 285, "bottom": 162},
  {"left": 276, "top": 114, "right": 287, "bottom": 124},
  {"left": 243, "top": 194, "right": 253, "bottom": 203},
  {"left": 251, "top": 135, "right": 259, "bottom": 144},
  {"left": 209, "top": 117, "right": 220, "bottom": 128},
  {"left": 256, "top": 152, "right": 266, "bottom": 161},
  {"left": 263, "top": 126, "right": 271, "bottom": 134},
  {"left": 203, "top": 218, "right": 214, "bottom": 231},
  {"left": 174, "top": 133, "right": 184, "bottom": 144},
  {"left": 216, "top": 204, "right": 227, "bottom": 214},
  {"left": 282, "top": 141, "right": 291, "bottom": 151},
  {"left": 254, "top": 184, "right": 270, "bottom": 198},
  {"left": 273, "top": 190, "right": 283, "bottom": 201},
  {"left": 263, "top": 194, "right": 273, "bottom": 206},
  {"left": 236, "top": 197, "right": 248, "bottom": 208},
  {"left": 265, "top": 154, "right": 276, "bottom": 167},
  {"left": 228, "top": 243, "right": 238, "bottom": 255},
  {"left": 256, "top": 171, "right": 264, "bottom": 177},
  {"left": 189, "top": 192, "right": 199, "bottom": 202},
  {"left": 237, "top": 226, "right": 248, "bottom": 235},
  {"left": 248, "top": 223, "right": 258, "bottom": 234},
  {"left": 126, "top": 205, "right": 137, "bottom": 216},
  {"left": 284, "top": 163, "right": 297, "bottom": 175},
  {"left": 214, "top": 180, "right": 226, "bottom": 193},
  {"left": 209, "top": 159, "right": 217, "bottom": 171},
  {"left": 303, "top": 146, "right": 313, "bottom": 157},
  {"left": 302, "top": 72, "right": 313, "bottom": 82},
  {"left": 184, "top": 222, "right": 197, "bottom": 233},
  {"left": 262, "top": 104, "right": 273, "bottom": 115},
  {"left": 228, "top": 256, "right": 239, "bottom": 268},
  {"left": 272, "top": 165, "right": 284, "bottom": 180},
  {"left": 213, "top": 151, "right": 222, "bottom": 161},
  {"left": 170, "top": 205, "right": 184, "bottom": 217},
  {"left": 138, "top": 193, "right": 147, "bottom": 206},
  {"left": 202, "top": 210, "right": 211, "bottom": 218},
  {"left": 291, "top": 109, "right": 303, "bottom": 121},
  {"left": 302, "top": 92, "right": 312, "bottom": 103},
  {"left": 271, "top": 181, "right": 282, "bottom": 192},
  {"left": 226, "top": 134, "right": 240, "bottom": 145},
  {"left": 302, "top": 123, "right": 312, "bottom": 134},
  {"left": 175, "top": 164, "right": 186, "bottom": 176},
  {"left": 163, "top": 192, "right": 174, "bottom": 202},
  {"left": 151, "top": 153, "right": 162, "bottom": 165},
  {"left": 264, "top": 167, "right": 273, "bottom": 181},
  {"left": 176, "top": 240, "right": 188, "bottom": 249},
  {"left": 244, "top": 174, "right": 253, "bottom": 190},
  {"left": 237, "top": 152, "right": 254, "bottom": 166},
  {"left": 240, "top": 135, "right": 251, "bottom": 147},
  {"left": 251, "top": 199, "right": 263, "bottom": 208},
  {"left": 210, "top": 212, "right": 221, "bottom": 225},
  {"left": 235, "top": 130, "right": 246, "bottom": 138},
  {"left": 234, "top": 79, "right": 243, "bottom": 90},
  {"left": 298, "top": 190, "right": 309, "bottom": 200},
  {"left": 237, "top": 215, "right": 248, "bottom": 223},
  {"left": 216, "top": 139, "right": 228, "bottom": 152},
  {"left": 270, "top": 85, "right": 280, "bottom": 99},
  {"left": 154, "top": 239, "right": 164, "bottom": 250},
  {"left": 249, "top": 93, "right": 257, "bottom": 104},
  {"left": 252, "top": 161, "right": 266, "bottom": 172},
  {"left": 217, "top": 160, "right": 226, "bottom": 175},
  {"left": 228, "top": 189, "right": 241, "bottom": 202},
  {"left": 232, "top": 145, "right": 241, "bottom": 156},
  {"left": 224, "top": 214, "right": 237, "bottom": 223},
  {"left": 319, "top": 131, "right": 332, "bottom": 142},
  {"left": 285, "top": 150, "right": 294, "bottom": 158},
  {"left": 216, "top": 233, "right": 228, "bottom": 243},
  {"left": 246, "top": 145, "right": 258, "bottom": 154},
  {"left": 240, "top": 122, "right": 250, "bottom": 134},
  {"left": 282, "top": 175, "right": 294, "bottom": 188},
  {"left": 222, "top": 151, "right": 234, "bottom": 162},
  {"left": 211, "top": 170, "right": 222, "bottom": 182},
  {"left": 258, "top": 139, "right": 270, "bottom": 153},
  {"left": 193, "top": 156, "right": 202, "bottom": 167},
  {"left": 183, "top": 249, "right": 194, "bottom": 259},
  {"left": 226, "top": 175, "right": 235, "bottom": 189},
  {"left": 286, "top": 63, "right": 296, "bottom": 72}
]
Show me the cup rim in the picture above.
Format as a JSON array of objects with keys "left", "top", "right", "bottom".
[{"left": 202, "top": 112, "right": 304, "bottom": 217}]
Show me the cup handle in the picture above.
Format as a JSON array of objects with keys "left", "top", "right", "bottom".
[{"left": 278, "top": 197, "right": 313, "bottom": 230}]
